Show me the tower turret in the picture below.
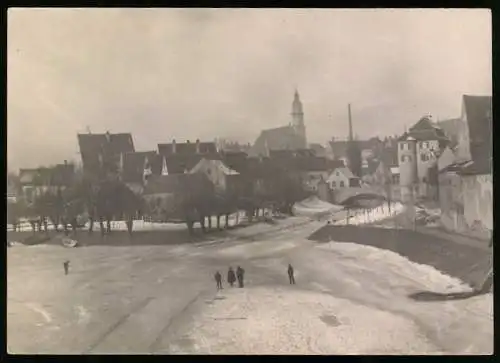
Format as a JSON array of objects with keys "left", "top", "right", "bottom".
[{"left": 291, "top": 89, "right": 306, "bottom": 148}]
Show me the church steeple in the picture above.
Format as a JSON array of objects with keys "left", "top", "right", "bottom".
[{"left": 291, "top": 89, "right": 306, "bottom": 148}]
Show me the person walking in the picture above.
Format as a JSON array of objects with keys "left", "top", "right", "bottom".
[
  {"left": 227, "top": 266, "right": 236, "bottom": 287},
  {"left": 63, "top": 260, "right": 70, "bottom": 276},
  {"left": 236, "top": 266, "right": 245, "bottom": 288},
  {"left": 214, "top": 271, "right": 223, "bottom": 290},
  {"left": 287, "top": 263, "right": 296, "bottom": 285}
]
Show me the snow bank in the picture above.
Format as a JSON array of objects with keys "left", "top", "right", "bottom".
[
  {"left": 317, "top": 242, "right": 473, "bottom": 292},
  {"left": 293, "top": 196, "right": 343, "bottom": 216},
  {"left": 175, "top": 287, "right": 443, "bottom": 354},
  {"left": 334, "top": 202, "right": 404, "bottom": 226}
]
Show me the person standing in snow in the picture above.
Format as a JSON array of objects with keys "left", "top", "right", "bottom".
[
  {"left": 227, "top": 266, "right": 236, "bottom": 287},
  {"left": 63, "top": 260, "right": 70, "bottom": 275},
  {"left": 236, "top": 266, "right": 245, "bottom": 288},
  {"left": 287, "top": 264, "right": 296, "bottom": 285},
  {"left": 214, "top": 271, "right": 223, "bottom": 290}
]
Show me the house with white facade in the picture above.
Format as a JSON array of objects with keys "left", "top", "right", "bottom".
[{"left": 326, "top": 167, "right": 361, "bottom": 189}]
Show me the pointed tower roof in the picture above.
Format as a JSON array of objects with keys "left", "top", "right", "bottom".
[{"left": 292, "top": 89, "right": 303, "bottom": 115}]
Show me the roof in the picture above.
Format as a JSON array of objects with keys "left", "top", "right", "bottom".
[
  {"left": 398, "top": 117, "right": 449, "bottom": 143},
  {"left": 457, "top": 158, "right": 492, "bottom": 176},
  {"left": 190, "top": 158, "right": 240, "bottom": 176},
  {"left": 436, "top": 118, "right": 461, "bottom": 146},
  {"left": 330, "top": 167, "right": 357, "bottom": 179},
  {"left": 463, "top": 95, "right": 492, "bottom": 165},
  {"left": 143, "top": 173, "right": 213, "bottom": 195},
  {"left": 250, "top": 126, "right": 304, "bottom": 157},
  {"left": 121, "top": 151, "right": 160, "bottom": 183},
  {"left": 158, "top": 140, "right": 217, "bottom": 156},
  {"left": 19, "top": 164, "right": 75, "bottom": 187},
  {"left": 78, "top": 133, "right": 135, "bottom": 174},
  {"left": 439, "top": 160, "right": 473, "bottom": 174},
  {"left": 390, "top": 167, "right": 400, "bottom": 175}
]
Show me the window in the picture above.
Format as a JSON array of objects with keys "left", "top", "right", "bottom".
[
  {"left": 331, "top": 181, "right": 336, "bottom": 188},
  {"left": 422, "top": 177, "right": 427, "bottom": 183},
  {"left": 400, "top": 156, "right": 405, "bottom": 163},
  {"left": 400, "top": 143, "right": 405, "bottom": 150},
  {"left": 420, "top": 154, "right": 426, "bottom": 162},
  {"left": 340, "top": 181, "right": 345, "bottom": 187}
]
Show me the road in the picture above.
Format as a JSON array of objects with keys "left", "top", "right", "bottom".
[{"left": 7, "top": 215, "right": 493, "bottom": 354}]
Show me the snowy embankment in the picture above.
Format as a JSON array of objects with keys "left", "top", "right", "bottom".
[
  {"left": 333, "top": 202, "right": 404, "bottom": 226},
  {"left": 181, "top": 239, "right": 492, "bottom": 354},
  {"left": 292, "top": 196, "right": 344, "bottom": 217}
]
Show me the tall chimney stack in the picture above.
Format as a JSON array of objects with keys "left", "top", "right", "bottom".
[
  {"left": 172, "top": 139, "right": 177, "bottom": 154},
  {"left": 348, "top": 104, "right": 353, "bottom": 142}
]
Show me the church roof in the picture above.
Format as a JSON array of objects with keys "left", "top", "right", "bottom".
[{"left": 249, "top": 125, "right": 304, "bottom": 157}]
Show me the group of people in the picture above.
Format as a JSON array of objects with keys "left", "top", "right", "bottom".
[
  {"left": 215, "top": 266, "right": 245, "bottom": 290},
  {"left": 214, "top": 264, "right": 296, "bottom": 290}
]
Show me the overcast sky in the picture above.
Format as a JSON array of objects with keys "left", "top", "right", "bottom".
[{"left": 8, "top": 8, "right": 491, "bottom": 170}]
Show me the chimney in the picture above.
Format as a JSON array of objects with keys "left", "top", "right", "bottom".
[
  {"left": 196, "top": 139, "right": 200, "bottom": 154},
  {"left": 64, "top": 160, "right": 68, "bottom": 165},
  {"left": 172, "top": 139, "right": 177, "bottom": 154},
  {"left": 105, "top": 131, "right": 111, "bottom": 142}
]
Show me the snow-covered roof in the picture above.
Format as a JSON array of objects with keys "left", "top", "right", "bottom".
[
  {"left": 213, "top": 160, "right": 239, "bottom": 176},
  {"left": 390, "top": 167, "right": 400, "bottom": 175}
]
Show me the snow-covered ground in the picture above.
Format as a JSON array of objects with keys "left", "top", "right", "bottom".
[
  {"left": 7, "top": 212, "right": 248, "bottom": 233},
  {"left": 183, "top": 238, "right": 493, "bottom": 355},
  {"left": 7, "top": 200, "right": 492, "bottom": 354},
  {"left": 292, "top": 196, "right": 344, "bottom": 217},
  {"left": 333, "top": 202, "right": 404, "bottom": 226}
]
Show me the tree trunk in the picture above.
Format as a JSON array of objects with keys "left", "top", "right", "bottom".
[
  {"left": 186, "top": 219, "right": 194, "bottom": 235},
  {"left": 225, "top": 214, "right": 229, "bottom": 228},
  {"left": 126, "top": 217, "right": 133, "bottom": 236},
  {"left": 217, "top": 215, "right": 221, "bottom": 230},
  {"left": 200, "top": 216, "right": 206, "bottom": 233},
  {"left": 235, "top": 211, "right": 239, "bottom": 225},
  {"left": 106, "top": 218, "right": 111, "bottom": 233},
  {"left": 208, "top": 215, "right": 212, "bottom": 230},
  {"left": 30, "top": 221, "right": 36, "bottom": 234},
  {"left": 99, "top": 217, "right": 105, "bottom": 237},
  {"left": 88, "top": 217, "right": 94, "bottom": 233},
  {"left": 71, "top": 218, "right": 77, "bottom": 237}
]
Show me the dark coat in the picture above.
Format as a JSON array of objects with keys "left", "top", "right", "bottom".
[
  {"left": 227, "top": 269, "right": 236, "bottom": 283},
  {"left": 236, "top": 267, "right": 245, "bottom": 278}
]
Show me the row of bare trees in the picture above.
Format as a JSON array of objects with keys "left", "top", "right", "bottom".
[{"left": 8, "top": 163, "right": 310, "bottom": 238}]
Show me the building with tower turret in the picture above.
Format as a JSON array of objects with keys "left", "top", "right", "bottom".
[{"left": 249, "top": 90, "right": 308, "bottom": 157}]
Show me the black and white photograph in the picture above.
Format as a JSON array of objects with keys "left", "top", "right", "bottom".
[{"left": 7, "top": 8, "right": 493, "bottom": 355}]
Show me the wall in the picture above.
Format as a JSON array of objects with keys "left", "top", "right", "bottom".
[
  {"left": 462, "top": 174, "right": 492, "bottom": 232},
  {"left": 438, "top": 147, "right": 456, "bottom": 171},
  {"left": 398, "top": 140, "right": 418, "bottom": 187},
  {"left": 327, "top": 170, "right": 350, "bottom": 189},
  {"left": 416, "top": 139, "right": 439, "bottom": 182}
]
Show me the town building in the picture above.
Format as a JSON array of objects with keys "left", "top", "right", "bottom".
[
  {"left": 437, "top": 95, "right": 492, "bottom": 238},
  {"left": 119, "top": 151, "right": 166, "bottom": 194},
  {"left": 189, "top": 158, "right": 244, "bottom": 196},
  {"left": 326, "top": 167, "right": 361, "bottom": 190},
  {"left": 77, "top": 131, "right": 135, "bottom": 179},
  {"left": 397, "top": 116, "right": 449, "bottom": 201},
  {"left": 157, "top": 139, "right": 219, "bottom": 174},
  {"left": 18, "top": 161, "right": 75, "bottom": 203},
  {"left": 250, "top": 90, "right": 307, "bottom": 157}
]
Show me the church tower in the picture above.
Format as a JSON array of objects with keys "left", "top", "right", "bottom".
[{"left": 291, "top": 89, "right": 307, "bottom": 148}]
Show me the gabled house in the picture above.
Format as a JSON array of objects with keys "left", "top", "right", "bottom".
[
  {"left": 119, "top": 151, "right": 165, "bottom": 194},
  {"left": 158, "top": 139, "right": 220, "bottom": 175},
  {"left": 189, "top": 158, "right": 243, "bottom": 196},
  {"left": 78, "top": 131, "right": 135, "bottom": 179},
  {"left": 326, "top": 167, "right": 361, "bottom": 189},
  {"left": 18, "top": 161, "right": 75, "bottom": 203}
]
